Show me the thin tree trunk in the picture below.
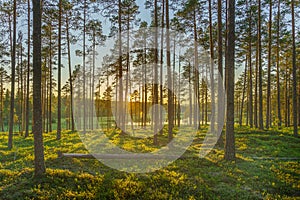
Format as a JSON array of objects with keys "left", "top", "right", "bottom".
[
  {"left": 143, "top": 42, "right": 147, "bottom": 127},
  {"left": 83, "top": 0, "right": 87, "bottom": 133},
  {"left": 66, "top": 14, "right": 75, "bottom": 132},
  {"left": 177, "top": 58, "right": 181, "bottom": 127},
  {"left": 118, "top": 0, "right": 124, "bottom": 133},
  {"left": 159, "top": 0, "right": 165, "bottom": 135},
  {"left": 48, "top": 24, "right": 52, "bottom": 133},
  {"left": 57, "top": 0, "right": 62, "bottom": 140},
  {"left": 285, "top": 64, "right": 288, "bottom": 127},
  {"left": 42, "top": 57, "right": 46, "bottom": 133},
  {"left": 91, "top": 30, "right": 96, "bottom": 130},
  {"left": 193, "top": 9, "right": 200, "bottom": 129},
  {"left": 153, "top": 0, "right": 159, "bottom": 145},
  {"left": 266, "top": 0, "right": 272, "bottom": 129},
  {"left": 25, "top": 0, "right": 30, "bottom": 138},
  {"left": 288, "top": 74, "right": 291, "bottom": 127},
  {"left": 8, "top": 0, "right": 17, "bottom": 149},
  {"left": 0, "top": 73, "right": 3, "bottom": 132},
  {"left": 124, "top": 8, "right": 130, "bottom": 133},
  {"left": 166, "top": 0, "right": 173, "bottom": 141},
  {"left": 291, "top": 0, "right": 298, "bottom": 136},
  {"left": 276, "top": 0, "right": 282, "bottom": 127},
  {"left": 258, "top": 0, "right": 264, "bottom": 130},
  {"left": 239, "top": 58, "right": 247, "bottom": 126},
  {"left": 205, "top": 68, "right": 208, "bottom": 125},
  {"left": 189, "top": 63, "right": 192, "bottom": 125},
  {"left": 254, "top": 30, "right": 258, "bottom": 128},
  {"left": 217, "top": 0, "right": 224, "bottom": 145},
  {"left": 209, "top": 0, "right": 215, "bottom": 132},
  {"left": 173, "top": 38, "right": 176, "bottom": 126},
  {"left": 224, "top": 0, "right": 228, "bottom": 89},
  {"left": 20, "top": 40, "right": 24, "bottom": 134},
  {"left": 247, "top": 0, "right": 253, "bottom": 128}
]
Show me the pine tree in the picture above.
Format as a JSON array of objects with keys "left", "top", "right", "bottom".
[
  {"left": 32, "top": 0, "right": 46, "bottom": 177},
  {"left": 291, "top": 0, "right": 298, "bottom": 136},
  {"left": 225, "top": 0, "right": 236, "bottom": 161},
  {"left": 8, "top": 0, "right": 17, "bottom": 149}
]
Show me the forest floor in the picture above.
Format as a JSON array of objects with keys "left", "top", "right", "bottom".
[{"left": 0, "top": 126, "right": 299, "bottom": 199}]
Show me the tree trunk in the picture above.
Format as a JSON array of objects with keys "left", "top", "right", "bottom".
[
  {"left": 91, "top": 30, "right": 96, "bottom": 130},
  {"left": 66, "top": 13, "right": 75, "bottom": 132},
  {"left": 291, "top": 0, "right": 298, "bottom": 137},
  {"left": 173, "top": 39, "right": 176, "bottom": 126},
  {"left": 124, "top": 7, "right": 130, "bottom": 133},
  {"left": 0, "top": 73, "right": 3, "bottom": 132},
  {"left": 25, "top": 0, "right": 30, "bottom": 138},
  {"left": 189, "top": 63, "right": 192, "bottom": 125},
  {"left": 254, "top": 30, "right": 258, "bottom": 128},
  {"left": 224, "top": 0, "right": 236, "bottom": 161},
  {"left": 288, "top": 74, "right": 291, "bottom": 127},
  {"left": 285, "top": 65, "right": 288, "bottom": 127},
  {"left": 239, "top": 58, "right": 247, "bottom": 126},
  {"left": 217, "top": 0, "right": 224, "bottom": 145},
  {"left": 20, "top": 39, "right": 24, "bottom": 134},
  {"left": 8, "top": 0, "right": 17, "bottom": 149},
  {"left": 177, "top": 59, "right": 181, "bottom": 127},
  {"left": 143, "top": 41, "right": 147, "bottom": 127},
  {"left": 276, "top": 0, "right": 282, "bottom": 128},
  {"left": 57, "top": 0, "right": 62, "bottom": 140},
  {"left": 166, "top": 0, "right": 173, "bottom": 141},
  {"left": 193, "top": 9, "right": 200, "bottom": 129},
  {"left": 118, "top": 0, "right": 124, "bottom": 133},
  {"left": 83, "top": 0, "right": 87, "bottom": 134},
  {"left": 153, "top": 0, "right": 159, "bottom": 145},
  {"left": 266, "top": 0, "right": 272, "bottom": 129},
  {"left": 49, "top": 23, "right": 52, "bottom": 133},
  {"left": 32, "top": 0, "right": 46, "bottom": 177},
  {"left": 209, "top": 0, "right": 215, "bottom": 132},
  {"left": 160, "top": 0, "right": 165, "bottom": 135},
  {"left": 247, "top": 0, "right": 253, "bottom": 128},
  {"left": 258, "top": 0, "right": 264, "bottom": 130}
]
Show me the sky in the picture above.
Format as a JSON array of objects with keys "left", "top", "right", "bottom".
[
  {"left": 59, "top": 0, "right": 153, "bottom": 85},
  {"left": 2, "top": 0, "right": 298, "bottom": 91}
]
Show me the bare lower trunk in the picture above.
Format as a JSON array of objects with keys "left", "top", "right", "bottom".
[
  {"left": 8, "top": 0, "right": 17, "bottom": 149},
  {"left": 224, "top": 0, "right": 236, "bottom": 161},
  {"left": 57, "top": 0, "right": 62, "bottom": 139},
  {"left": 239, "top": 59, "right": 247, "bottom": 126},
  {"left": 276, "top": 0, "right": 282, "bottom": 127},
  {"left": 153, "top": 0, "right": 159, "bottom": 145},
  {"left": 33, "top": 0, "right": 46, "bottom": 177},
  {"left": 291, "top": 0, "right": 298, "bottom": 136},
  {"left": 25, "top": 0, "right": 30, "bottom": 137},
  {"left": 66, "top": 12, "right": 75, "bottom": 131},
  {"left": 266, "top": 0, "right": 272, "bottom": 129},
  {"left": 166, "top": 0, "right": 174, "bottom": 141},
  {"left": 258, "top": 0, "right": 264, "bottom": 130}
]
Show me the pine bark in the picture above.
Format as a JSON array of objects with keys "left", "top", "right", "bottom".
[
  {"left": 153, "top": 0, "right": 159, "bottom": 145},
  {"left": 291, "top": 0, "right": 298, "bottom": 136},
  {"left": 166, "top": 0, "right": 174, "bottom": 141},
  {"left": 33, "top": 0, "right": 46, "bottom": 177},
  {"left": 225, "top": 0, "right": 236, "bottom": 161},
  {"left": 57, "top": 0, "right": 62, "bottom": 139},
  {"left": 258, "top": 0, "right": 264, "bottom": 130},
  {"left": 8, "top": 0, "right": 17, "bottom": 149},
  {"left": 266, "top": 0, "right": 272, "bottom": 129},
  {"left": 276, "top": 0, "right": 282, "bottom": 127}
]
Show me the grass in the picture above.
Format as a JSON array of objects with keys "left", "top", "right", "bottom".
[{"left": 0, "top": 126, "right": 299, "bottom": 199}]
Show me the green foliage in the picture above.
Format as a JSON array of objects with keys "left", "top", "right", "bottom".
[{"left": 0, "top": 128, "right": 299, "bottom": 199}]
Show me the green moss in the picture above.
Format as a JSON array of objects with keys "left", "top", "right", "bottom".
[{"left": 0, "top": 128, "right": 299, "bottom": 199}]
